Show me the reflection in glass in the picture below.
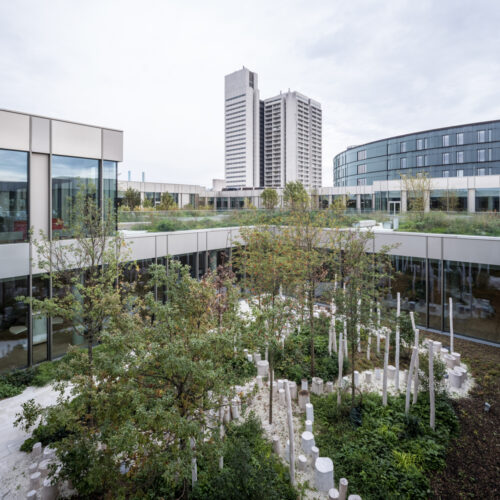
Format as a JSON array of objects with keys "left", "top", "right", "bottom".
[
  {"left": 32, "top": 276, "right": 49, "bottom": 364},
  {"left": 52, "top": 155, "right": 98, "bottom": 237},
  {"left": 0, "top": 149, "right": 28, "bottom": 243},
  {"left": 0, "top": 276, "right": 28, "bottom": 373},
  {"left": 103, "top": 160, "right": 117, "bottom": 222},
  {"left": 428, "top": 259, "right": 442, "bottom": 330}
]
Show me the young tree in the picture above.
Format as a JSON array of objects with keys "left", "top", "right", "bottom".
[
  {"left": 401, "top": 171, "right": 431, "bottom": 213},
  {"left": 330, "top": 228, "right": 393, "bottom": 407},
  {"left": 261, "top": 187, "right": 279, "bottom": 210},
  {"left": 283, "top": 181, "right": 309, "bottom": 211},
  {"left": 158, "top": 192, "right": 177, "bottom": 210},
  {"left": 122, "top": 187, "right": 141, "bottom": 210}
]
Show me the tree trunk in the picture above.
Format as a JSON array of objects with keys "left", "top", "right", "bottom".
[
  {"left": 269, "top": 350, "right": 274, "bottom": 425},
  {"left": 309, "top": 286, "right": 315, "bottom": 377}
]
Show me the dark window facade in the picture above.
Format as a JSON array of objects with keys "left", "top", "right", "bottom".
[{"left": 0, "top": 149, "right": 28, "bottom": 243}]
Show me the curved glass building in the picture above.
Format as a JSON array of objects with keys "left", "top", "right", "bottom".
[{"left": 333, "top": 120, "right": 500, "bottom": 188}]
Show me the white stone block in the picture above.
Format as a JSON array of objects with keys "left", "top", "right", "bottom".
[
  {"left": 348, "top": 496, "right": 362, "bottom": 500},
  {"left": 289, "top": 381, "right": 297, "bottom": 399},
  {"left": 301, "top": 431, "right": 315, "bottom": 455},
  {"left": 306, "top": 403, "right": 314, "bottom": 423},
  {"left": 26, "top": 490, "right": 38, "bottom": 499},
  {"left": 301, "top": 379, "right": 308, "bottom": 391},
  {"left": 38, "top": 459, "right": 51, "bottom": 479},
  {"left": 364, "top": 371, "right": 372, "bottom": 384},
  {"left": 256, "top": 375, "right": 263, "bottom": 388},
  {"left": 272, "top": 435, "right": 281, "bottom": 455},
  {"left": 32, "top": 442, "right": 42, "bottom": 458},
  {"left": 43, "top": 447, "right": 55, "bottom": 460},
  {"left": 311, "top": 446, "right": 319, "bottom": 463},
  {"left": 451, "top": 352, "right": 461, "bottom": 366},
  {"left": 254, "top": 352, "right": 261, "bottom": 363},
  {"left": 28, "top": 463, "right": 38, "bottom": 474},
  {"left": 325, "top": 381, "right": 334, "bottom": 393},
  {"left": 298, "top": 390, "right": 310, "bottom": 411},
  {"left": 433, "top": 341, "right": 442, "bottom": 355},
  {"left": 40, "top": 478, "right": 57, "bottom": 500},
  {"left": 315, "top": 457, "right": 334, "bottom": 492},
  {"left": 247, "top": 354, "right": 253, "bottom": 362},
  {"left": 441, "top": 347, "right": 449, "bottom": 356},
  {"left": 278, "top": 388, "right": 286, "bottom": 405},
  {"left": 353, "top": 370, "right": 360, "bottom": 387},
  {"left": 256, "top": 360, "right": 269, "bottom": 377},
  {"left": 455, "top": 365, "right": 467, "bottom": 381},
  {"left": 328, "top": 488, "right": 340, "bottom": 499},
  {"left": 444, "top": 354, "right": 456, "bottom": 369},
  {"left": 298, "top": 454, "right": 307, "bottom": 471},
  {"left": 339, "top": 478, "right": 348, "bottom": 500},
  {"left": 449, "top": 368, "right": 463, "bottom": 389},
  {"left": 375, "top": 368, "right": 382, "bottom": 381},
  {"left": 30, "top": 471, "right": 41, "bottom": 490},
  {"left": 312, "top": 377, "right": 324, "bottom": 395},
  {"left": 388, "top": 365, "right": 396, "bottom": 381},
  {"left": 305, "top": 419, "right": 313, "bottom": 432},
  {"left": 277, "top": 379, "right": 285, "bottom": 391}
]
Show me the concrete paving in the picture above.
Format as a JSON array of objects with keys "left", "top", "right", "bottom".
[{"left": 0, "top": 385, "right": 61, "bottom": 499}]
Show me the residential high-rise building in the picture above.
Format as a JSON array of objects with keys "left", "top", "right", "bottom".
[
  {"left": 224, "top": 68, "right": 322, "bottom": 189},
  {"left": 263, "top": 91, "right": 322, "bottom": 188},
  {"left": 224, "top": 67, "right": 261, "bottom": 188}
]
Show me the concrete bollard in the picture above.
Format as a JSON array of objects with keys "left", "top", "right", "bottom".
[
  {"left": 29, "top": 471, "right": 42, "bottom": 490},
  {"left": 325, "top": 381, "right": 334, "bottom": 393},
  {"left": 451, "top": 352, "right": 461, "bottom": 366},
  {"left": 339, "top": 477, "right": 349, "bottom": 500},
  {"left": 26, "top": 490, "right": 37, "bottom": 499},
  {"left": 315, "top": 457, "right": 334, "bottom": 492},
  {"left": 444, "top": 354, "right": 456, "bottom": 369},
  {"left": 348, "top": 496, "right": 362, "bottom": 500},
  {"left": 278, "top": 388, "right": 286, "bottom": 406},
  {"left": 28, "top": 463, "right": 38, "bottom": 474},
  {"left": 32, "top": 442, "right": 42, "bottom": 459},
  {"left": 328, "top": 488, "right": 340, "bottom": 499},
  {"left": 365, "top": 371, "right": 372, "bottom": 384},
  {"left": 272, "top": 435, "right": 281, "bottom": 455},
  {"left": 298, "top": 390, "right": 310, "bottom": 411},
  {"left": 277, "top": 379, "right": 285, "bottom": 391},
  {"left": 305, "top": 403, "right": 314, "bottom": 423},
  {"left": 388, "top": 365, "right": 396, "bottom": 381},
  {"left": 301, "top": 379, "right": 308, "bottom": 391},
  {"left": 305, "top": 419, "right": 313, "bottom": 432},
  {"left": 272, "top": 381, "right": 278, "bottom": 397},
  {"left": 455, "top": 365, "right": 467, "bottom": 381},
  {"left": 256, "top": 375, "right": 263, "bottom": 388},
  {"left": 311, "top": 377, "right": 324, "bottom": 395},
  {"left": 441, "top": 347, "right": 449, "bottom": 357},
  {"left": 289, "top": 381, "right": 297, "bottom": 400},
  {"left": 254, "top": 352, "right": 261, "bottom": 363},
  {"left": 375, "top": 368, "right": 382, "bottom": 381},
  {"left": 402, "top": 369, "right": 408, "bottom": 386},
  {"left": 311, "top": 446, "right": 319, "bottom": 464},
  {"left": 298, "top": 454, "right": 307, "bottom": 471},
  {"left": 43, "top": 447, "right": 55, "bottom": 460},
  {"left": 247, "top": 354, "right": 253, "bottom": 362},
  {"left": 256, "top": 360, "right": 269, "bottom": 377},
  {"left": 38, "top": 459, "right": 51, "bottom": 479},
  {"left": 353, "top": 371, "right": 360, "bottom": 387},
  {"left": 230, "top": 399, "right": 240, "bottom": 420},
  {"left": 301, "top": 431, "right": 315, "bottom": 455}
]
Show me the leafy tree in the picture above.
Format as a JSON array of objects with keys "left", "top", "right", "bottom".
[
  {"left": 283, "top": 181, "right": 309, "bottom": 211},
  {"left": 402, "top": 171, "right": 431, "bottom": 213},
  {"left": 142, "top": 197, "right": 154, "bottom": 209},
  {"left": 122, "top": 187, "right": 141, "bottom": 210},
  {"left": 158, "top": 192, "right": 177, "bottom": 210},
  {"left": 261, "top": 188, "right": 279, "bottom": 210}
]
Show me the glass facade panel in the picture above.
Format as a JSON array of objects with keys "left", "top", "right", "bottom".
[
  {"left": 0, "top": 149, "right": 28, "bottom": 243},
  {"left": 475, "top": 188, "right": 500, "bottom": 212},
  {"left": 0, "top": 275, "right": 29, "bottom": 373},
  {"left": 32, "top": 276, "right": 49, "bottom": 365},
  {"left": 456, "top": 133, "right": 464, "bottom": 145},
  {"left": 428, "top": 259, "right": 442, "bottom": 330},
  {"left": 52, "top": 156, "right": 99, "bottom": 237},
  {"left": 444, "top": 261, "right": 500, "bottom": 343},
  {"left": 442, "top": 135, "right": 450, "bottom": 147},
  {"left": 103, "top": 160, "right": 117, "bottom": 222}
]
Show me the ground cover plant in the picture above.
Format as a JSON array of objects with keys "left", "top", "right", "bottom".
[{"left": 312, "top": 391, "right": 458, "bottom": 499}]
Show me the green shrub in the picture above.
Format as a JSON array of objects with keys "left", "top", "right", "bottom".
[
  {"left": 0, "top": 380, "right": 23, "bottom": 399},
  {"left": 31, "top": 360, "right": 62, "bottom": 387}
]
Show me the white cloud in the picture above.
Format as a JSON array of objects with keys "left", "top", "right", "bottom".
[{"left": 1, "top": 0, "right": 499, "bottom": 187}]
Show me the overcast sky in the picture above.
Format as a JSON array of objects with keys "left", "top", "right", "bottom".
[{"left": 1, "top": 0, "right": 500, "bottom": 187}]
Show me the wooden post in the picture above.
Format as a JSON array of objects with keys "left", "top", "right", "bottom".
[
  {"left": 405, "top": 347, "right": 418, "bottom": 415},
  {"left": 395, "top": 292, "right": 400, "bottom": 391},
  {"left": 449, "top": 297, "right": 454, "bottom": 355},
  {"left": 428, "top": 343, "right": 435, "bottom": 430},
  {"left": 285, "top": 381, "right": 295, "bottom": 485},
  {"left": 382, "top": 329, "right": 390, "bottom": 406},
  {"left": 337, "top": 334, "right": 344, "bottom": 405}
]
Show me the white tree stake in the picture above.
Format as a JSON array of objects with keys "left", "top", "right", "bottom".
[
  {"left": 428, "top": 342, "right": 435, "bottom": 430},
  {"left": 395, "top": 292, "right": 400, "bottom": 391},
  {"left": 405, "top": 347, "right": 418, "bottom": 415},
  {"left": 367, "top": 307, "right": 372, "bottom": 360},
  {"left": 337, "top": 334, "right": 344, "bottom": 405},
  {"left": 343, "top": 319, "right": 348, "bottom": 358},
  {"left": 413, "top": 328, "right": 419, "bottom": 405},
  {"left": 357, "top": 298, "right": 361, "bottom": 353},
  {"left": 449, "top": 296, "right": 454, "bottom": 354},
  {"left": 285, "top": 380, "right": 295, "bottom": 485},
  {"left": 382, "top": 329, "right": 390, "bottom": 406}
]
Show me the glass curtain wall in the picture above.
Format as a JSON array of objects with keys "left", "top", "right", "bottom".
[
  {"left": 32, "top": 276, "right": 49, "bottom": 365},
  {"left": 103, "top": 160, "right": 117, "bottom": 221},
  {"left": 475, "top": 188, "right": 500, "bottom": 212},
  {"left": 0, "top": 149, "right": 28, "bottom": 243},
  {"left": 52, "top": 155, "right": 99, "bottom": 237}
]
